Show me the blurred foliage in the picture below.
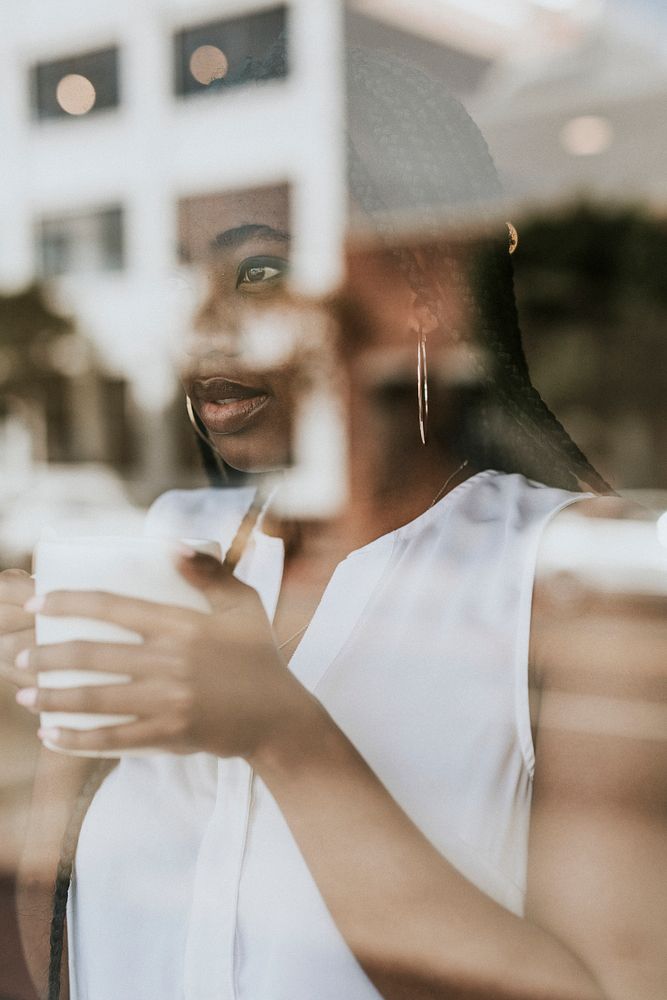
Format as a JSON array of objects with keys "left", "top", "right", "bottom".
[
  {"left": 0, "top": 283, "right": 73, "bottom": 396},
  {"left": 513, "top": 202, "right": 667, "bottom": 487},
  {"left": 516, "top": 204, "right": 667, "bottom": 312}
]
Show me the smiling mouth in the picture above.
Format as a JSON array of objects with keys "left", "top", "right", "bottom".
[{"left": 191, "top": 377, "right": 270, "bottom": 434}]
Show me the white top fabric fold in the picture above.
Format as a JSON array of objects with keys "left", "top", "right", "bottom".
[{"left": 68, "top": 470, "right": 590, "bottom": 1000}]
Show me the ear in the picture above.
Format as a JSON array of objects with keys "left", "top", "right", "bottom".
[
  {"left": 408, "top": 290, "right": 440, "bottom": 336},
  {"left": 407, "top": 249, "right": 440, "bottom": 336}
]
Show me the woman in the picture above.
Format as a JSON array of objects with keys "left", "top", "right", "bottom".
[{"left": 6, "top": 47, "right": 666, "bottom": 1000}]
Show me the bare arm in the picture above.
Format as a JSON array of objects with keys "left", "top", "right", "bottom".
[
  {"left": 21, "top": 537, "right": 666, "bottom": 998},
  {"left": 251, "top": 698, "right": 609, "bottom": 999},
  {"left": 247, "top": 509, "right": 666, "bottom": 999},
  {"left": 526, "top": 501, "right": 667, "bottom": 1000}
]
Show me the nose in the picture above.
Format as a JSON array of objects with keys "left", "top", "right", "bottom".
[
  {"left": 192, "top": 283, "right": 245, "bottom": 350},
  {"left": 189, "top": 280, "right": 248, "bottom": 367}
]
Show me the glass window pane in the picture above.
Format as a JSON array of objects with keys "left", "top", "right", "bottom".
[
  {"left": 31, "top": 47, "right": 120, "bottom": 120},
  {"left": 173, "top": 7, "right": 287, "bottom": 97},
  {"left": 36, "top": 206, "right": 125, "bottom": 276}
]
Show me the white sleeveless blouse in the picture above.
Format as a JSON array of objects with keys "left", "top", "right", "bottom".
[{"left": 68, "top": 471, "right": 589, "bottom": 1000}]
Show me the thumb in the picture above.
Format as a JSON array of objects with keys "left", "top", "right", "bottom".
[
  {"left": 175, "top": 548, "right": 246, "bottom": 612},
  {"left": 0, "top": 568, "right": 35, "bottom": 605}
]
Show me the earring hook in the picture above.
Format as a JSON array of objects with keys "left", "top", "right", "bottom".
[{"left": 417, "top": 328, "right": 429, "bottom": 445}]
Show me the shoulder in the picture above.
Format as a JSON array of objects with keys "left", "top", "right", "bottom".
[
  {"left": 443, "top": 469, "right": 589, "bottom": 533},
  {"left": 455, "top": 472, "right": 594, "bottom": 571},
  {"left": 531, "top": 494, "right": 667, "bottom": 732},
  {"left": 466, "top": 470, "right": 593, "bottom": 523},
  {"left": 533, "top": 493, "right": 659, "bottom": 614},
  {"left": 524, "top": 502, "right": 667, "bottom": 997}
]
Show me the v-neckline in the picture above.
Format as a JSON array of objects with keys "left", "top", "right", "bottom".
[{"left": 243, "top": 470, "right": 495, "bottom": 689}]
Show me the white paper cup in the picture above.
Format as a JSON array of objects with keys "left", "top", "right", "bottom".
[{"left": 33, "top": 536, "right": 221, "bottom": 758}]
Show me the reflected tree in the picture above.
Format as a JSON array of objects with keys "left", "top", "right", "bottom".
[{"left": 514, "top": 203, "right": 667, "bottom": 488}]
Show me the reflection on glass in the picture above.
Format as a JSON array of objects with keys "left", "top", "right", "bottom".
[
  {"left": 1, "top": 6, "right": 666, "bottom": 1000},
  {"left": 36, "top": 207, "right": 124, "bottom": 277},
  {"left": 173, "top": 8, "right": 288, "bottom": 96},
  {"left": 55, "top": 74, "right": 96, "bottom": 116},
  {"left": 31, "top": 47, "right": 119, "bottom": 120},
  {"left": 189, "top": 45, "right": 229, "bottom": 86},
  {"left": 560, "top": 114, "right": 614, "bottom": 156}
]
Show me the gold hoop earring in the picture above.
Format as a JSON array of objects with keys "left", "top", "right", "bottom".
[
  {"left": 185, "top": 394, "right": 212, "bottom": 448},
  {"left": 417, "top": 327, "right": 429, "bottom": 446},
  {"left": 185, "top": 395, "right": 229, "bottom": 482},
  {"left": 507, "top": 221, "right": 519, "bottom": 255}
]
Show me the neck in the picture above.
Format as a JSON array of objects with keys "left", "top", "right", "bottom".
[
  {"left": 340, "top": 448, "right": 472, "bottom": 552},
  {"left": 261, "top": 452, "right": 473, "bottom": 562},
  {"left": 335, "top": 366, "right": 475, "bottom": 550},
  {"left": 259, "top": 399, "right": 475, "bottom": 561}
]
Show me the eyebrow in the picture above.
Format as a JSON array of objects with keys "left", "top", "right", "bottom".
[{"left": 211, "top": 224, "right": 290, "bottom": 251}]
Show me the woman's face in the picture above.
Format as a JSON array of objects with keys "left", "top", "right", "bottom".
[
  {"left": 181, "top": 187, "right": 470, "bottom": 474},
  {"left": 181, "top": 187, "right": 298, "bottom": 473}
]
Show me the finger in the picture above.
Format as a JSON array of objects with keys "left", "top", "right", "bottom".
[
  {"left": 0, "top": 569, "right": 34, "bottom": 606},
  {"left": 175, "top": 551, "right": 250, "bottom": 614},
  {"left": 26, "top": 591, "right": 200, "bottom": 639},
  {"left": 0, "top": 630, "right": 36, "bottom": 688},
  {"left": 21, "top": 640, "right": 183, "bottom": 678},
  {"left": 0, "top": 627, "right": 35, "bottom": 667},
  {"left": 17, "top": 679, "right": 180, "bottom": 717},
  {"left": 0, "top": 662, "right": 38, "bottom": 690},
  {"left": 0, "top": 605, "right": 36, "bottom": 632},
  {"left": 37, "top": 716, "right": 189, "bottom": 755}
]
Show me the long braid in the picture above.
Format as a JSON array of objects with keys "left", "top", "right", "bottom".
[
  {"left": 462, "top": 232, "right": 612, "bottom": 491},
  {"left": 48, "top": 760, "right": 115, "bottom": 1000},
  {"left": 349, "top": 135, "right": 601, "bottom": 490}
]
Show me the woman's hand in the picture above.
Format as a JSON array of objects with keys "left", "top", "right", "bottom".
[
  {"left": 14, "top": 551, "right": 310, "bottom": 759},
  {"left": 0, "top": 568, "right": 38, "bottom": 689}
]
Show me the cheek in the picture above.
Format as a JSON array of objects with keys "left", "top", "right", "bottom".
[{"left": 344, "top": 265, "right": 413, "bottom": 351}]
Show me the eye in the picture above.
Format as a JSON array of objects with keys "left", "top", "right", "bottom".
[{"left": 236, "top": 256, "right": 288, "bottom": 291}]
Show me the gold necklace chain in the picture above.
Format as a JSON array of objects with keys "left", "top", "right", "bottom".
[
  {"left": 277, "top": 622, "right": 309, "bottom": 651},
  {"left": 429, "top": 458, "right": 469, "bottom": 508}
]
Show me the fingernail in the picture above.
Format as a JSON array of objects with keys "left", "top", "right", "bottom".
[
  {"left": 176, "top": 543, "right": 197, "bottom": 559},
  {"left": 24, "top": 595, "right": 45, "bottom": 613},
  {"left": 15, "top": 649, "right": 30, "bottom": 669},
  {"left": 38, "top": 727, "right": 60, "bottom": 743},
  {"left": 16, "top": 688, "right": 37, "bottom": 707}
]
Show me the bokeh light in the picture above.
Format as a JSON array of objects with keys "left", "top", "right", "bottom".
[
  {"left": 189, "top": 45, "right": 229, "bottom": 86},
  {"left": 532, "top": 0, "right": 583, "bottom": 9},
  {"left": 560, "top": 115, "right": 614, "bottom": 156},
  {"left": 55, "top": 73, "right": 97, "bottom": 115}
]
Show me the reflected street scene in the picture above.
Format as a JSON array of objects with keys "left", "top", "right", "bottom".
[{"left": 0, "top": 2, "right": 665, "bottom": 999}]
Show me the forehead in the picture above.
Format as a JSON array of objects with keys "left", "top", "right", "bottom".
[{"left": 179, "top": 185, "right": 290, "bottom": 262}]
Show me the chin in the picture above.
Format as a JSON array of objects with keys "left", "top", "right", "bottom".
[{"left": 210, "top": 432, "right": 292, "bottom": 475}]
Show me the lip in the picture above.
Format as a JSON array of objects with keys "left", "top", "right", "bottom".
[{"left": 191, "top": 376, "right": 271, "bottom": 434}]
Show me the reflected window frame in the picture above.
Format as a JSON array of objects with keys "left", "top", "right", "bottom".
[
  {"left": 172, "top": 6, "right": 288, "bottom": 99},
  {"left": 30, "top": 46, "right": 121, "bottom": 121},
  {"left": 36, "top": 205, "right": 125, "bottom": 278}
]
